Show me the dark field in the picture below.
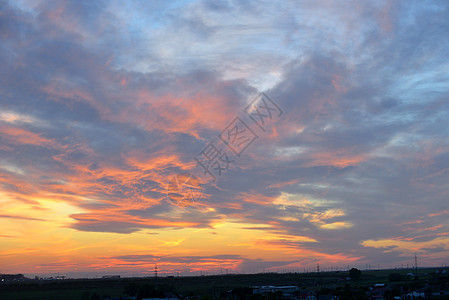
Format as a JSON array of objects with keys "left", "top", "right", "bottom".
[{"left": 1, "top": 267, "right": 448, "bottom": 300}]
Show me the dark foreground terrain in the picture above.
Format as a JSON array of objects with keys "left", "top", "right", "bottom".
[{"left": 1, "top": 267, "right": 449, "bottom": 299}]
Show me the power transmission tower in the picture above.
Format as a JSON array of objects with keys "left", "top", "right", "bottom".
[{"left": 154, "top": 264, "right": 158, "bottom": 278}]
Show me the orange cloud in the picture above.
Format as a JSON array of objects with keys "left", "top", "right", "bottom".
[
  {"left": 0, "top": 125, "right": 55, "bottom": 146},
  {"left": 305, "top": 150, "right": 366, "bottom": 168}
]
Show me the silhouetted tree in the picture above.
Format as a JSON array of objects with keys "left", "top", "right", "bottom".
[{"left": 349, "top": 268, "right": 361, "bottom": 280}]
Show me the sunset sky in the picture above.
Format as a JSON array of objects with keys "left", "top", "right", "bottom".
[{"left": 1, "top": 0, "right": 449, "bottom": 278}]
